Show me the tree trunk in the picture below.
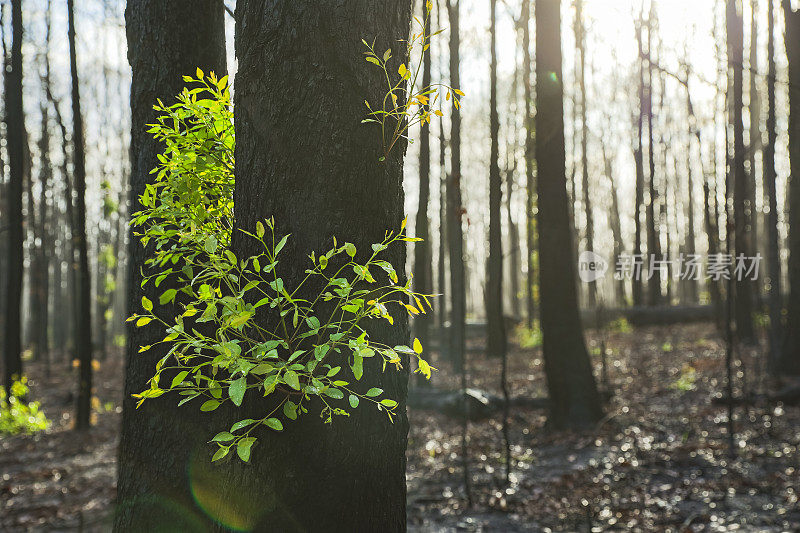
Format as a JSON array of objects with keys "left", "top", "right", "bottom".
[
  {"left": 35, "top": 100, "right": 52, "bottom": 374},
  {"left": 521, "top": 0, "right": 536, "bottom": 329},
  {"left": 633, "top": 11, "right": 645, "bottom": 307},
  {"left": 535, "top": 0, "right": 603, "bottom": 430},
  {"left": 765, "top": 0, "right": 782, "bottom": 370},
  {"left": 3, "top": 0, "right": 24, "bottom": 395},
  {"left": 684, "top": 80, "right": 698, "bottom": 304},
  {"left": 226, "top": 1, "right": 412, "bottom": 528},
  {"left": 646, "top": 7, "right": 662, "bottom": 306},
  {"left": 486, "top": 0, "right": 505, "bottom": 358},
  {"left": 67, "top": 0, "right": 94, "bottom": 431},
  {"left": 749, "top": 0, "right": 762, "bottom": 299},
  {"left": 576, "top": 0, "right": 595, "bottom": 308},
  {"left": 779, "top": 0, "right": 800, "bottom": 374},
  {"left": 446, "top": 0, "right": 466, "bottom": 373},
  {"left": 413, "top": 2, "right": 433, "bottom": 354},
  {"left": 600, "top": 139, "right": 626, "bottom": 305},
  {"left": 437, "top": 117, "right": 448, "bottom": 331},
  {"left": 114, "top": 1, "right": 227, "bottom": 529},
  {"left": 728, "top": 0, "right": 757, "bottom": 343}
]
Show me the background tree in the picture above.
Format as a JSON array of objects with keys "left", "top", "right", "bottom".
[
  {"left": 728, "top": 0, "right": 756, "bottom": 344},
  {"left": 779, "top": 0, "right": 800, "bottom": 374},
  {"left": 535, "top": 0, "right": 603, "bottom": 429},
  {"left": 765, "top": 0, "right": 782, "bottom": 369},
  {"left": 68, "top": 0, "right": 94, "bottom": 431},
  {"left": 522, "top": 0, "right": 536, "bottom": 328},
  {"left": 3, "top": 0, "right": 24, "bottom": 396},
  {"left": 575, "top": 0, "right": 596, "bottom": 307},
  {"left": 414, "top": 0, "right": 433, "bottom": 354},
  {"left": 486, "top": 0, "right": 505, "bottom": 358}
]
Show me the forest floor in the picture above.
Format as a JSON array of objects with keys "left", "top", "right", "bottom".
[{"left": 2, "top": 322, "right": 799, "bottom": 532}]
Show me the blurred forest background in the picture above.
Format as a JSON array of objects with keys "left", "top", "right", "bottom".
[{"left": 2, "top": 0, "right": 800, "bottom": 530}]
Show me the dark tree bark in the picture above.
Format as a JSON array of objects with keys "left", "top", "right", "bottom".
[
  {"left": 575, "top": 0, "right": 595, "bottom": 308},
  {"left": 34, "top": 102, "right": 52, "bottom": 373},
  {"left": 600, "top": 137, "right": 626, "bottom": 305},
  {"left": 645, "top": 7, "right": 662, "bottom": 306},
  {"left": 486, "top": 0, "right": 505, "bottom": 358},
  {"left": 535, "top": 0, "right": 603, "bottom": 430},
  {"left": 779, "top": 0, "right": 800, "bottom": 374},
  {"left": 437, "top": 115, "right": 448, "bottom": 331},
  {"left": 45, "top": 88, "right": 78, "bottom": 361},
  {"left": 446, "top": 0, "right": 466, "bottom": 373},
  {"left": 633, "top": 11, "right": 645, "bottom": 307},
  {"left": 413, "top": 2, "right": 433, "bottom": 354},
  {"left": 3, "top": 0, "right": 24, "bottom": 395},
  {"left": 445, "top": 0, "right": 471, "bottom": 504},
  {"left": 683, "top": 71, "right": 698, "bottom": 305},
  {"left": 728, "top": 0, "right": 756, "bottom": 343},
  {"left": 114, "top": 1, "right": 227, "bottom": 529},
  {"left": 522, "top": 0, "right": 536, "bottom": 328},
  {"left": 33, "top": 0, "right": 54, "bottom": 375},
  {"left": 765, "top": 0, "right": 782, "bottom": 370},
  {"left": 749, "top": 0, "right": 761, "bottom": 298},
  {"left": 67, "top": 0, "right": 94, "bottom": 431},
  {"left": 225, "top": 1, "right": 412, "bottom": 528}
]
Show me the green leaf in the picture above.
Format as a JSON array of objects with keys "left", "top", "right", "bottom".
[
  {"left": 201, "top": 400, "right": 221, "bottom": 412},
  {"left": 204, "top": 235, "right": 218, "bottom": 254},
  {"left": 349, "top": 394, "right": 359, "bottom": 408},
  {"left": 264, "top": 418, "right": 283, "bottom": 431},
  {"left": 352, "top": 353, "right": 363, "bottom": 381},
  {"left": 159, "top": 289, "right": 177, "bottom": 305},
  {"left": 275, "top": 234, "right": 289, "bottom": 256},
  {"left": 263, "top": 374, "right": 279, "bottom": 396},
  {"left": 136, "top": 317, "right": 153, "bottom": 327},
  {"left": 229, "top": 376, "right": 247, "bottom": 407},
  {"left": 237, "top": 438, "right": 256, "bottom": 462},
  {"left": 142, "top": 296, "right": 153, "bottom": 312},
  {"left": 212, "top": 447, "right": 229, "bottom": 462},
  {"left": 366, "top": 387, "right": 383, "bottom": 397},
  {"left": 256, "top": 220, "right": 265, "bottom": 238},
  {"left": 344, "top": 242, "right": 356, "bottom": 257},
  {"left": 171, "top": 371, "right": 189, "bottom": 388},
  {"left": 212, "top": 431, "right": 234, "bottom": 442},
  {"left": 283, "top": 370, "right": 300, "bottom": 390},
  {"left": 324, "top": 387, "right": 344, "bottom": 399},
  {"left": 231, "top": 419, "right": 255, "bottom": 432},
  {"left": 380, "top": 399, "right": 397, "bottom": 408}
]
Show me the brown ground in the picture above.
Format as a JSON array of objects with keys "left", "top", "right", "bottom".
[{"left": 2, "top": 322, "right": 799, "bottom": 532}]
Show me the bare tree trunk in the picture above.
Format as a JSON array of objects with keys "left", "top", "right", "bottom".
[
  {"left": 413, "top": 1, "right": 433, "bottom": 354},
  {"left": 633, "top": 10, "right": 645, "bottom": 307},
  {"left": 749, "top": 0, "right": 762, "bottom": 300},
  {"left": 67, "top": 0, "right": 94, "bottom": 430},
  {"left": 487, "top": 0, "right": 505, "bottom": 358},
  {"left": 446, "top": 0, "right": 466, "bottom": 374},
  {"left": 779, "top": 0, "right": 800, "bottom": 374},
  {"left": 536, "top": 0, "right": 603, "bottom": 430},
  {"left": 646, "top": 6, "right": 662, "bottom": 306},
  {"left": 576, "top": 0, "right": 595, "bottom": 308},
  {"left": 601, "top": 139, "right": 626, "bottom": 305},
  {"left": 522, "top": 0, "right": 536, "bottom": 328},
  {"left": 3, "top": 0, "right": 24, "bottom": 395},
  {"left": 728, "top": 0, "right": 757, "bottom": 344},
  {"left": 684, "top": 72, "right": 698, "bottom": 304},
  {"left": 765, "top": 0, "right": 782, "bottom": 370}
]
